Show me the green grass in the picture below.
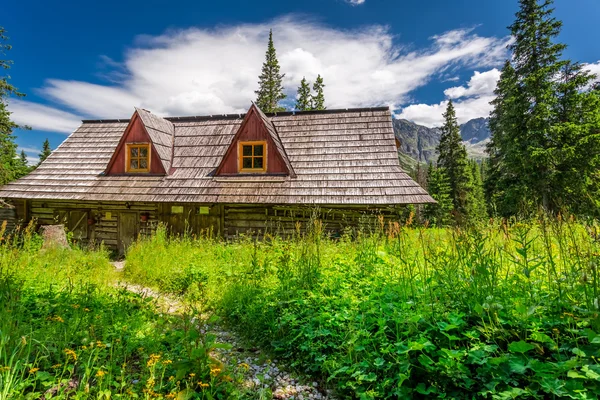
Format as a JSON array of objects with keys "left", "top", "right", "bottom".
[
  {"left": 0, "top": 223, "right": 242, "bottom": 399},
  {"left": 124, "top": 217, "right": 600, "bottom": 399}
]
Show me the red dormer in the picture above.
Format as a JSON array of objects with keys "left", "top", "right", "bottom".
[
  {"left": 215, "top": 103, "right": 295, "bottom": 177},
  {"left": 105, "top": 108, "right": 174, "bottom": 175}
]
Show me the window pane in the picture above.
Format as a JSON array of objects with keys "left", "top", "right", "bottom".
[
  {"left": 139, "top": 159, "right": 148, "bottom": 169},
  {"left": 130, "top": 147, "right": 138, "bottom": 157},
  {"left": 242, "top": 157, "right": 253, "bottom": 169},
  {"left": 254, "top": 145, "right": 264, "bottom": 156},
  {"left": 242, "top": 145, "right": 252, "bottom": 156},
  {"left": 130, "top": 159, "right": 139, "bottom": 170},
  {"left": 253, "top": 157, "right": 264, "bottom": 169},
  {"left": 140, "top": 147, "right": 148, "bottom": 157}
]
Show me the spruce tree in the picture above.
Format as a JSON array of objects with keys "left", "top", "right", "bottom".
[
  {"left": 311, "top": 75, "right": 326, "bottom": 110},
  {"left": 486, "top": 0, "right": 600, "bottom": 216},
  {"left": 437, "top": 100, "right": 471, "bottom": 225},
  {"left": 423, "top": 164, "right": 453, "bottom": 227},
  {"left": 0, "top": 27, "right": 27, "bottom": 186},
  {"left": 255, "top": 30, "right": 286, "bottom": 113},
  {"left": 467, "top": 160, "right": 488, "bottom": 222},
  {"left": 295, "top": 77, "right": 312, "bottom": 111},
  {"left": 39, "top": 138, "right": 52, "bottom": 164}
]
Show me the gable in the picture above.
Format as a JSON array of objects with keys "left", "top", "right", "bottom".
[
  {"left": 105, "top": 112, "right": 167, "bottom": 175},
  {"left": 215, "top": 104, "right": 295, "bottom": 177}
]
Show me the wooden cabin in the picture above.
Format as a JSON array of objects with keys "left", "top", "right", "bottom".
[{"left": 0, "top": 104, "right": 434, "bottom": 253}]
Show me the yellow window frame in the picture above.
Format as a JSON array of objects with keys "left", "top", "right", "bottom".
[
  {"left": 238, "top": 141, "right": 267, "bottom": 173},
  {"left": 125, "top": 143, "right": 151, "bottom": 173}
]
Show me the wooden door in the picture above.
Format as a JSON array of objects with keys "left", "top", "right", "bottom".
[{"left": 118, "top": 212, "right": 138, "bottom": 255}]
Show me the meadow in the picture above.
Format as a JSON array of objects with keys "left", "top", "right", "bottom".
[{"left": 1, "top": 216, "right": 600, "bottom": 399}]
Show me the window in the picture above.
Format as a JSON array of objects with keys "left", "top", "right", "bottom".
[
  {"left": 238, "top": 141, "right": 267, "bottom": 172},
  {"left": 126, "top": 143, "right": 150, "bottom": 173}
]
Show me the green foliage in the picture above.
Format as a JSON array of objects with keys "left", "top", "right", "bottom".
[
  {"left": 311, "top": 74, "right": 326, "bottom": 111},
  {"left": 125, "top": 218, "right": 600, "bottom": 399},
  {"left": 0, "top": 27, "right": 29, "bottom": 186},
  {"left": 0, "top": 226, "right": 239, "bottom": 398},
  {"left": 39, "top": 138, "right": 52, "bottom": 165},
  {"left": 486, "top": 0, "right": 600, "bottom": 217},
  {"left": 437, "top": 101, "right": 484, "bottom": 225},
  {"left": 295, "top": 77, "right": 312, "bottom": 111},
  {"left": 423, "top": 163, "right": 452, "bottom": 226},
  {"left": 255, "top": 29, "right": 286, "bottom": 113}
]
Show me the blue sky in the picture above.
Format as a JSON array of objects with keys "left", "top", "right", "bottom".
[{"left": 3, "top": 0, "right": 599, "bottom": 163}]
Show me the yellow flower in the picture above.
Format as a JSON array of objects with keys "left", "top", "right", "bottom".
[
  {"left": 168, "top": 375, "right": 175, "bottom": 381},
  {"left": 165, "top": 394, "right": 176, "bottom": 399},
  {"left": 162, "top": 359, "right": 172, "bottom": 365},
  {"left": 48, "top": 315, "right": 64, "bottom": 323},
  {"left": 198, "top": 381, "right": 209, "bottom": 389},
  {"left": 51, "top": 364, "right": 62, "bottom": 369},
  {"left": 96, "top": 341, "right": 106, "bottom": 348},
  {"left": 146, "top": 377, "right": 155, "bottom": 387},
  {"left": 189, "top": 373, "right": 195, "bottom": 377},
  {"left": 64, "top": 348, "right": 77, "bottom": 361},
  {"left": 96, "top": 370, "right": 106, "bottom": 378},
  {"left": 210, "top": 367, "right": 221, "bottom": 376},
  {"left": 21, "top": 336, "right": 27, "bottom": 345},
  {"left": 239, "top": 363, "right": 250, "bottom": 371},
  {"left": 84, "top": 308, "right": 90, "bottom": 312},
  {"left": 72, "top": 304, "right": 80, "bottom": 309},
  {"left": 29, "top": 367, "right": 39, "bottom": 374},
  {"left": 82, "top": 346, "right": 87, "bottom": 350},
  {"left": 147, "top": 354, "right": 161, "bottom": 367}
]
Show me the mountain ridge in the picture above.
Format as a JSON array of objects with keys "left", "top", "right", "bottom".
[{"left": 393, "top": 116, "right": 491, "bottom": 169}]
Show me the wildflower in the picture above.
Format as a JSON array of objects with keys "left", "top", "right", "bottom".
[
  {"left": 165, "top": 394, "right": 176, "bottom": 399},
  {"left": 82, "top": 346, "right": 87, "bottom": 350},
  {"left": 162, "top": 359, "right": 172, "bottom": 365},
  {"left": 210, "top": 367, "right": 221, "bottom": 376},
  {"left": 96, "top": 370, "right": 106, "bottom": 378},
  {"left": 21, "top": 336, "right": 27, "bottom": 345},
  {"left": 51, "top": 364, "right": 62, "bottom": 369},
  {"left": 198, "top": 381, "right": 210, "bottom": 388},
  {"left": 168, "top": 375, "right": 175, "bottom": 381},
  {"left": 189, "top": 373, "right": 196, "bottom": 377},
  {"left": 64, "top": 348, "right": 77, "bottom": 361},
  {"left": 96, "top": 341, "right": 106, "bottom": 348},
  {"left": 84, "top": 308, "right": 90, "bottom": 312},
  {"left": 239, "top": 362, "right": 250, "bottom": 371},
  {"left": 146, "top": 377, "right": 155, "bottom": 387},
  {"left": 48, "top": 315, "right": 64, "bottom": 323},
  {"left": 147, "top": 354, "right": 161, "bottom": 367},
  {"left": 29, "top": 367, "right": 39, "bottom": 374}
]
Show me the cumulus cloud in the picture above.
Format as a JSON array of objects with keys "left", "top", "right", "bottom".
[
  {"left": 8, "top": 99, "right": 82, "bottom": 133},
  {"left": 584, "top": 61, "right": 600, "bottom": 83},
  {"left": 346, "top": 0, "right": 366, "bottom": 4},
  {"left": 12, "top": 18, "right": 509, "bottom": 131},
  {"left": 399, "top": 68, "right": 501, "bottom": 127}
]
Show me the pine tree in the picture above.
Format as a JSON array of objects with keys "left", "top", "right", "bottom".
[
  {"left": 311, "top": 75, "right": 326, "bottom": 110},
  {"left": 467, "top": 160, "right": 488, "bottom": 222},
  {"left": 423, "top": 164, "right": 453, "bottom": 227},
  {"left": 437, "top": 100, "right": 471, "bottom": 225},
  {"left": 295, "top": 77, "right": 312, "bottom": 111},
  {"left": 486, "top": 0, "right": 600, "bottom": 216},
  {"left": 0, "top": 27, "right": 27, "bottom": 186},
  {"left": 39, "top": 138, "right": 52, "bottom": 164},
  {"left": 255, "top": 30, "right": 286, "bottom": 113}
]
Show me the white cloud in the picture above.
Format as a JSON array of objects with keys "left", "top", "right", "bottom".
[
  {"left": 444, "top": 68, "right": 500, "bottom": 99},
  {"left": 399, "top": 68, "right": 501, "bottom": 127},
  {"left": 346, "top": 0, "right": 366, "bottom": 4},
  {"left": 584, "top": 61, "right": 600, "bottom": 83},
  {"left": 7, "top": 99, "right": 82, "bottom": 133},
  {"left": 13, "top": 18, "right": 509, "bottom": 129}
]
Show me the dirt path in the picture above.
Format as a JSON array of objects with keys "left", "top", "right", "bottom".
[{"left": 112, "top": 262, "right": 334, "bottom": 399}]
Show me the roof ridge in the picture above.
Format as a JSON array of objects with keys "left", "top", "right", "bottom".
[{"left": 80, "top": 106, "right": 390, "bottom": 124}]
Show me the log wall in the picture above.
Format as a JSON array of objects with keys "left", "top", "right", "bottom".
[{"left": 8, "top": 199, "right": 401, "bottom": 251}]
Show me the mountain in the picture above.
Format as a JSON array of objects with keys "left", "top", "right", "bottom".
[{"left": 393, "top": 117, "right": 491, "bottom": 170}]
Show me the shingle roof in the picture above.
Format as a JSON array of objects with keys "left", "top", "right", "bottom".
[
  {"left": 135, "top": 107, "right": 174, "bottom": 172},
  {"left": 0, "top": 106, "right": 434, "bottom": 205}
]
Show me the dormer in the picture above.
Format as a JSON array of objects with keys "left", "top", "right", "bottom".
[
  {"left": 215, "top": 103, "right": 295, "bottom": 177},
  {"left": 105, "top": 108, "right": 174, "bottom": 175}
]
